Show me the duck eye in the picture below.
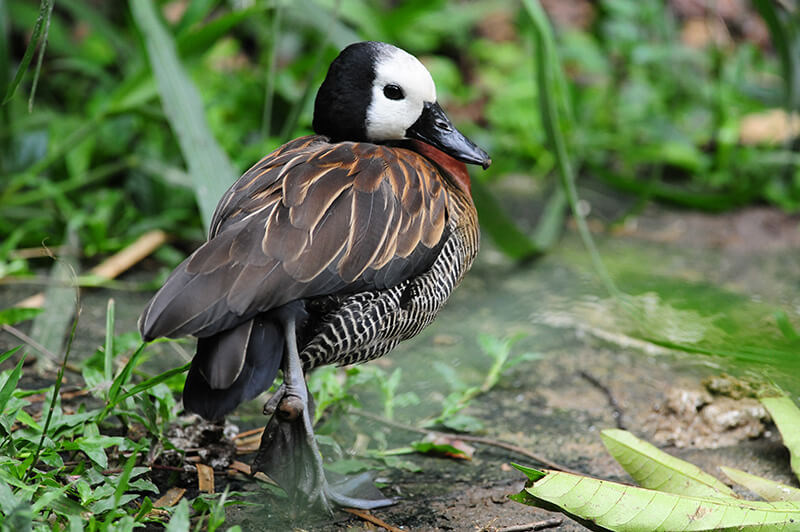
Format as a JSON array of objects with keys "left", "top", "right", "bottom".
[{"left": 383, "top": 84, "right": 404, "bottom": 100}]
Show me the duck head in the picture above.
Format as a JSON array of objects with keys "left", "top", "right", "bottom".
[{"left": 313, "top": 41, "right": 492, "bottom": 170}]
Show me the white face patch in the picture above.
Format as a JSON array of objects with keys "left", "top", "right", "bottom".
[{"left": 365, "top": 46, "right": 437, "bottom": 142}]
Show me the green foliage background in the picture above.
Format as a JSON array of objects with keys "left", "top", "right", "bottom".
[{"left": 2, "top": 0, "right": 798, "bottom": 275}]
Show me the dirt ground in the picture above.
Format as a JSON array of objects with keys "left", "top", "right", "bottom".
[{"left": 5, "top": 192, "right": 800, "bottom": 531}]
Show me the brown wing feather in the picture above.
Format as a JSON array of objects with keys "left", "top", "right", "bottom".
[{"left": 139, "top": 135, "right": 450, "bottom": 341}]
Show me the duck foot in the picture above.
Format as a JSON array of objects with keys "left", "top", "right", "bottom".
[{"left": 252, "top": 314, "right": 395, "bottom": 515}]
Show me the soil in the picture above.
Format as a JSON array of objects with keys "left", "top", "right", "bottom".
[{"left": 4, "top": 187, "right": 800, "bottom": 531}]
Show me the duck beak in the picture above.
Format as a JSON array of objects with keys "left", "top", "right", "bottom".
[{"left": 406, "top": 102, "right": 492, "bottom": 170}]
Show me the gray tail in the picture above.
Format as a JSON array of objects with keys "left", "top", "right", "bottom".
[{"left": 183, "top": 314, "right": 284, "bottom": 420}]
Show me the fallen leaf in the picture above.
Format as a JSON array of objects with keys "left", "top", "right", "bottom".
[
  {"left": 197, "top": 463, "right": 214, "bottom": 493},
  {"left": 228, "top": 460, "right": 252, "bottom": 476},
  {"left": 412, "top": 435, "right": 476, "bottom": 460},
  {"left": 153, "top": 487, "right": 185, "bottom": 508}
]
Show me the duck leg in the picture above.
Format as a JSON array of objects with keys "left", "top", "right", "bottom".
[{"left": 253, "top": 313, "right": 395, "bottom": 514}]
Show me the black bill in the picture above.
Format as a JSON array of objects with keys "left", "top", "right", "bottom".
[{"left": 406, "top": 101, "right": 492, "bottom": 169}]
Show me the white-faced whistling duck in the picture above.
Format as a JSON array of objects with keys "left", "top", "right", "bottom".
[{"left": 139, "top": 41, "right": 491, "bottom": 513}]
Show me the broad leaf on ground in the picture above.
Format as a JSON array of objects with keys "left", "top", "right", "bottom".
[
  {"left": 721, "top": 465, "right": 800, "bottom": 502},
  {"left": 601, "top": 429, "right": 737, "bottom": 498},
  {"left": 511, "top": 466, "right": 800, "bottom": 531}
]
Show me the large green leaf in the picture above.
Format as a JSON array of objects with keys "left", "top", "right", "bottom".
[
  {"left": 601, "top": 429, "right": 736, "bottom": 498},
  {"left": 512, "top": 466, "right": 800, "bottom": 531},
  {"left": 760, "top": 396, "right": 800, "bottom": 482},
  {"left": 129, "top": 0, "right": 235, "bottom": 231}
]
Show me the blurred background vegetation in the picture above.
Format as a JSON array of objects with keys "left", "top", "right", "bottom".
[{"left": 2, "top": 0, "right": 799, "bottom": 278}]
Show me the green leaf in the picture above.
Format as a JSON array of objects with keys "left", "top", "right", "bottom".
[
  {"left": 0, "top": 308, "right": 42, "bottom": 326},
  {"left": 61, "top": 436, "right": 125, "bottom": 469},
  {"left": 129, "top": 0, "right": 236, "bottom": 232},
  {"left": 0, "top": 346, "right": 22, "bottom": 369},
  {"left": 601, "top": 429, "right": 737, "bottom": 498},
  {"left": 760, "top": 396, "right": 800, "bottom": 482},
  {"left": 0, "top": 478, "right": 21, "bottom": 515},
  {"left": 107, "top": 362, "right": 191, "bottom": 414},
  {"left": 166, "top": 498, "right": 191, "bottom": 532},
  {"left": 107, "top": 343, "right": 147, "bottom": 405},
  {"left": 411, "top": 438, "right": 472, "bottom": 459},
  {"left": 0, "top": 353, "right": 26, "bottom": 414},
  {"left": 176, "top": 6, "right": 260, "bottom": 57},
  {"left": 513, "top": 468, "right": 800, "bottom": 531},
  {"left": 721, "top": 466, "right": 800, "bottom": 502},
  {"left": 440, "top": 414, "right": 484, "bottom": 433},
  {"left": 134, "top": 496, "right": 154, "bottom": 522},
  {"left": 511, "top": 463, "right": 547, "bottom": 482}
]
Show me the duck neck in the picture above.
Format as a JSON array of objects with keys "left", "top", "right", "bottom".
[{"left": 406, "top": 139, "right": 472, "bottom": 197}]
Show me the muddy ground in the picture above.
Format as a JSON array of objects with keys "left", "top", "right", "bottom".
[{"left": 4, "top": 185, "right": 800, "bottom": 531}]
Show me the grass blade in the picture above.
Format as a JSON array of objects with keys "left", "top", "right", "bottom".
[
  {"left": 522, "top": 0, "right": 619, "bottom": 297},
  {"left": 107, "top": 343, "right": 147, "bottom": 406},
  {"left": 104, "top": 298, "right": 115, "bottom": 382},
  {"left": 111, "top": 362, "right": 191, "bottom": 408},
  {"left": 25, "top": 303, "right": 81, "bottom": 481},
  {"left": 531, "top": 185, "right": 567, "bottom": 251},
  {"left": 99, "top": 361, "right": 190, "bottom": 422},
  {"left": 0, "top": 346, "right": 22, "bottom": 369},
  {"left": 112, "top": 444, "right": 142, "bottom": 514},
  {"left": 601, "top": 429, "right": 737, "bottom": 498},
  {"left": 130, "top": 0, "right": 236, "bottom": 231},
  {"left": 2, "top": 0, "right": 53, "bottom": 105},
  {"left": 25, "top": 0, "right": 54, "bottom": 111}
]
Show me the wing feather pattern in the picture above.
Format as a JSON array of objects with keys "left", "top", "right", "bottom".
[{"left": 139, "top": 135, "right": 451, "bottom": 343}]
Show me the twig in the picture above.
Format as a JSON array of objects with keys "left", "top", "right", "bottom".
[
  {"left": 341, "top": 508, "right": 404, "bottom": 532},
  {"left": 9, "top": 246, "right": 67, "bottom": 259},
  {"left": 579, "top": 371, "right": 626, "bottom": 430},
  {"left": 492, "top": 518, "right": 563, "bottom": 532},
  {"left": 1, "top": 324, "right": 82, "bottom": 374},
  {"left": 150, "top": 464, "right": 186, "bottom": 472},
  {"left": 89, "top": 229, "right": 168, "bottom": 279},
  {"left": 233, "top": 427, "right": 265, "bottom": 440},
  {"left": 24, "top": 388, "right": 89, "bottom": 403},
  {"left": 14, "top": 229, "right": 168, "bottom": 309},
  {"left": 351, "top": 409, "right": 581, "bottom": 475}
]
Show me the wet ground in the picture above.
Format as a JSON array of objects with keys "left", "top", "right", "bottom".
[{"left": 4, "top": 184, "right": 800, "bottom": 531}]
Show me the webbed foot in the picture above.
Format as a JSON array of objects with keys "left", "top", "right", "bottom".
[
  {"left": 252, "top": 312, "right": 395, "bottom": 515},
  {"left": 254, "top": 387, "right": 395, "bottom": 514}
]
